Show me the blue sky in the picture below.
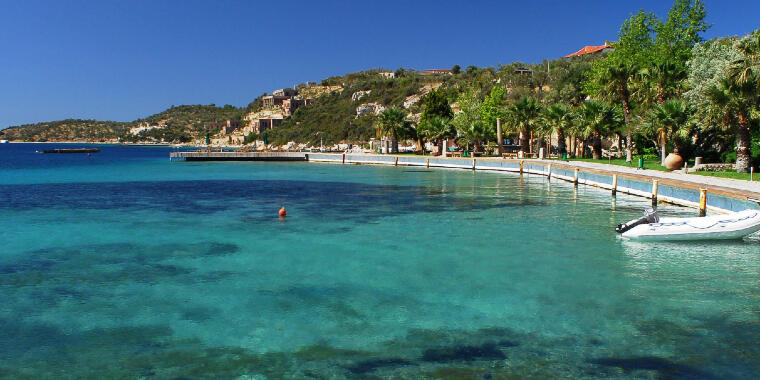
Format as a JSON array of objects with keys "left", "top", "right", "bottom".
[{"left": 1, "top": 0, "right": 758, "bottom": 128}]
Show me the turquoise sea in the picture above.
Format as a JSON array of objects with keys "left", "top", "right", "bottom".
[{"left": 1, "top": 143, "right": 759, "bottom": 379}]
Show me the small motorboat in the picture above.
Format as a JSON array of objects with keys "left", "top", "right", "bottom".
[
  {"left": 616, "top": 209, "right": 760, "bottom": 241},
  {"left": 0, "top": 139, "right": 8, "bottom": 143}
]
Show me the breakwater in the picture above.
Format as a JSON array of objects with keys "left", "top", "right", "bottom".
[{"left": 170, "top": 151, "right": 760, "bottom": 214}]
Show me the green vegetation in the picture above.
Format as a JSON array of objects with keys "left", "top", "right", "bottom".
[
  {"left": 691, "top": 170, "right": 757, "bottom": 180},
  {"left": 3, "top": 0, "right": 758, "bottom": 173},
  {"left": 0, "top": 119, "right": 130, "bottom": 142}
]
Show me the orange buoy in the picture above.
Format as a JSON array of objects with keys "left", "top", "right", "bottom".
[{"left": 278, "top": 206, "right": 287, "bottom": 217}]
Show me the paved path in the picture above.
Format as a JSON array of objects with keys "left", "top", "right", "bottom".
[{"left": 546, "top": 159, "right": 760, "bottom": 199}]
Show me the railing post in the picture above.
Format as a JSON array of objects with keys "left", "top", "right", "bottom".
[
  {"left": 651, "top": 179, "right": 658, "bottom": 206},
  {"left": 612, "top": 174, "right": 618, "bottom": 195},
  {"left": 699, "top": 189, "right": 707, "bottom": 217}
]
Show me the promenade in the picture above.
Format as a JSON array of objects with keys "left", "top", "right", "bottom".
[{"left": 170, "top": 151, "right": 760, "bottom": 212}]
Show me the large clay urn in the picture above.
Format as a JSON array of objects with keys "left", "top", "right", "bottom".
[{"left": 663, "top": 152, "right": 684, "bottom": 170}]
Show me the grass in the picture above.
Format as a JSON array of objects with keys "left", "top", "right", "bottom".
[
  {"left": 558, "top": 157, "right": 672, "bottom": 172},
  {"left": 690, "top": 170, "right": 756, "bottom": 181}
]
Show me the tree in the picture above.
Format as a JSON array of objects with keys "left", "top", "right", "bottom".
[
  {"left": 451, "top": 91, "right": 486, "bottom": 152},
  {"left": 578, "top": 100, "right": 623, "bottom": 159},
  {"left": 543, "top": 104, "right": 573, "bottom": 155},
  {"left": 637, "top": 58, "right": 687, "bottom": 104},
  {"left": 728, "top": 30, "right": 760, "bottom": 94},
  {"left": 653, "top": 0, "right": 710, "bottom": 67},
  {"left": 506, "top": 97, "right": 542, "bottom": 153},
  {"left": 451, "top": 64, "right": 461, "bottom": 74},
  {"left": 479, "top": 86, "right": 508, "bottom": 135},
  {"left": 585, "top": 10, "right": 656, "bottom": 161},
  {"left": 417, "top": 116, "right": 456, "bottom": 154},
  {"left": 706, "top": 76, "right": 757, "bottom": 172},
  {"left": 644, "top": 99, "right": 693, "bottom": 161},
  {"left": 420, "top": 89, "right": 453, "bottom": 125},
  {"left": 377, "top": 107, "right": 414, "bottom": 153}
]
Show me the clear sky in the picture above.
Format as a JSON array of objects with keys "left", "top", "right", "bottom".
[{"left": 1, "top": 0, "right": 758, "bottom": 128}]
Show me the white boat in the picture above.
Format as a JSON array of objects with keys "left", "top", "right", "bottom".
[
  {"left": 617, "top": 209, "right": 760, "bottom": 241},
  {"left": 0, "top": 140, "right": 8, "bottom": 143}
]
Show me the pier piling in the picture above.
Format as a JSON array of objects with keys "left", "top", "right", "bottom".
[
  {"left": 573, "top": 168, "right": 579, "bottom": 186},
  {"left": 612, "top": 174, "right": 618, "bottom": 195},
  {"left": 520, "top": 160, "right": 524, "bottom": 174},
  {"left": 472, "top": 159, "right": 476, "bottom": 170},
  {"left": 699, "top": 189, "right": 707, "bottom": 217},
  {"left": 395, "top": 156, "right": 398, "bottom": 166},
  {"left": 342, "top": 153, "right": 346, "bottom": 164},
  {"left": 426, "top": 158, "right": 430, "bottom": 168},
  {"left": 547, "top": 164, "right": 552, "bottom": 180},
  {"left": 651, "top": 180, "right": 659, "bottom": 206}
]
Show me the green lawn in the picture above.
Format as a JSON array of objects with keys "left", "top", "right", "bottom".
[
  {"left": 690, "top": 170, "right": 757, "bottom": 181},
  {"left": 560, "top": 157, "right": 672, "bottom": 172}
]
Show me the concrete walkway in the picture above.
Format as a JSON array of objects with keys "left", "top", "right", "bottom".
[{"left": 544, "top": 159, "right": 760, "bottom": 199}]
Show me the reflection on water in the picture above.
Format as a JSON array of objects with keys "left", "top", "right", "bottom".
[{"left": 1, "top": 145, "right": 759, "bottom": 378}]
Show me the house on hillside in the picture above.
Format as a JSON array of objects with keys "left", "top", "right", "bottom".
[
  {"left": 420, "top": 69, "right": 453, "bottom": 76},
  {"left": 564, "top": 42, "right": 613, "bottom": 58}
]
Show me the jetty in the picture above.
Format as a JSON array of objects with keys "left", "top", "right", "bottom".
[{"left": 169, "top": 151, "right": 760, "bottom": 214}]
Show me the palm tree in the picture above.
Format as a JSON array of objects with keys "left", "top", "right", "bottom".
[
  {"left": 377, "top": 107, "right": 413, "bottom": 154},
  {"left": 637, "top": 59, "right": 687, "bottom": 104},
  {"left": 507, "top": 97, "right": 542, "bottom": 154},
  {"left": 644, "top": 99, "right": 693, "bottom": 160},
  {"left": 417, "top": 116, "right": 456, "bottom": 154},
  {"left": 543, "top": 103, "right": 573, "bottom": 156},
  {"left": 728, "top": 31, "right": 760, "bottom": 92},
  {"left": 578, "top": 101, "right": 623, "bottom": 159},
  {"left": 599, "top": 61, "right": 636, "bottom": 162},
  {"left": 705, "top": 77, "right": 757, "bottom": 172},
  {"left": 455, "top": 120, "right": 489, "bottom": 153}
]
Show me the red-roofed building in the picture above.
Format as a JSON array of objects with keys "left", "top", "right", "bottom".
[{"left": 564, "top": 42, "right": 613, "bottom": 58}]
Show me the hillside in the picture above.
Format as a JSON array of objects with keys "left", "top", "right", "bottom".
[
  {"left": 0, "top": 59, "right": 595, "bottom": 145},
  {"left": 0, "top": 104, "right": 247, "bottom": 143},
  {"left": 0, "top": 119, "right": 131, "bottom": 142}
]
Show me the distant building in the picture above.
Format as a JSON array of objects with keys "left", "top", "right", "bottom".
[
  {"left": 252, "top": 117, "right": 283, "bottom": 134},
  {"left": 282, "top": 97, "right": 311, "bottom": 117},
  {"left": 272, "top": 88, "right": 297, "bottom": 97},
  {"left": 564, "top": 42, "right": 613, "bottom": 58},
  {"left": 514, "top": 67, "right": 533, "bottom": 75},
  {"left": 209, "top": 120, "right": 242, "bottom": 134},
  {"left": 420, "top": 69, "right": 453, "bottom": 76},
  {"left": 378, "top": 71, "right": 395, "bottom": 79},
  {"left": 262, "top": 95, "right": 292, "bottom": 108}
]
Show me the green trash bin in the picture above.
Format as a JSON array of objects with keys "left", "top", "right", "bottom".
[
  {"left": 562, "top": 153, "right": 567, "bottom": 161},
  {"left": 638, "top": 157, "right": 645, "bottom": 169},
  {"left": 462, "top": 151, "right": 467, "bottom": 157}
]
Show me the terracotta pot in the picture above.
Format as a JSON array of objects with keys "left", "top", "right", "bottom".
[{"left": 663, "top": 152, "right": 684, "bottom": 170}]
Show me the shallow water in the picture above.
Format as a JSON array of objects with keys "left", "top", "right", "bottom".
[{"left": 1, "top": 143, "right": 759, "bottom": 379}]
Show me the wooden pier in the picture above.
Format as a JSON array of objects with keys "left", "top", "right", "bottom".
[{"left": 170, "top": 151, "right": 308, "bottom": 161}]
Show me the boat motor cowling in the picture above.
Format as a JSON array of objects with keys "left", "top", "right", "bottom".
[{"left": 616, "top": 209, "right": 659, "bottom": 234}]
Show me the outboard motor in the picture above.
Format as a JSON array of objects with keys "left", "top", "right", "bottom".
[{"left": 616, "top": 209, "right": 659, "bottom": 233}]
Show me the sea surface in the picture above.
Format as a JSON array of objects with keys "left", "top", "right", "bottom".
[{"left": 1, "top": 143, "right": 759, "bottom": 379}]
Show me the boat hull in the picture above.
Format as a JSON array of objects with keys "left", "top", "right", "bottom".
[{"left": 621, "top": 210, "right": 760, "bottom": 241}]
